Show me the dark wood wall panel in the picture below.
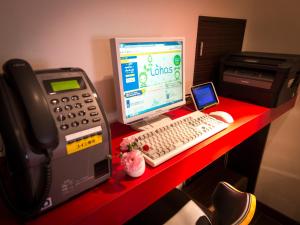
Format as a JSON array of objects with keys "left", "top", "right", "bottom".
[{"left": 193, "top": 16, "right": 246, "bottom": 87}]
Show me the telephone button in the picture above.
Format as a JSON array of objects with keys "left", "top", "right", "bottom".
[
  {"left": 65, "top": 105, "right": 73, "bottom": 110},
  {"left": 82, "top": 93, "right": 91, "bottom": 98},
  {"left": 88, "top": 106, "right": 96, "bottom": 110},
  {"left": 81, "top": 119, "right": 89, "bottom": 124},
  {"left": 90, "top": 112, "right": 99, "bottom": 116},
  {"left": 75, "top": 103, "right": 83, "bottom": 108},
  {"left": 92, "top": 118, "right": 101, "bottom": 122},
  {"left": 71, "top": 95, "right": 79, "bottom": 101},
  {"left": 51, "top": 99, "right": 59, "bottom": 105},
  {"left": 60, "top": 124, "right": 69, "bottom": 130},
  {"left": 78, "top": 111, "right": 86, "bottom": 116},
  {"left": 54, "top": 107, "right": 62, "bottom": 113},
  {"left": 84, "top": 99, "right": 93, "bottom": 103},
  {"left": 61, "top": 97, "right": 69, "bottom": 102},
  {"left": 57, "top": 114, "right": 66, "bottom": 121},
  {"left": 68, "top": 112, "right": 76, "bottom": 119},
  {"left": 71, "top": 121, "right": 79, "bottom": 127}
]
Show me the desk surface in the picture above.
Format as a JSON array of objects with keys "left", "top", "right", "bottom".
[{"left": 0, "top": 97, "right": 296, "bottom": 225}]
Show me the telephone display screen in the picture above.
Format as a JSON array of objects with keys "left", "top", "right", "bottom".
[
  {"left": 44, "top": 77, "right": 86, "bottom": 94},
  {"left": 191, "top": 82, "right": 219, "bottom": 110},
  {"left": 50, "top": 80, "right": 80, "bottom": 92}
]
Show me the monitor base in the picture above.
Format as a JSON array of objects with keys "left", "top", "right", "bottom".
[{"left": 130, "top": 114, "right": 172, "bottom": 131}]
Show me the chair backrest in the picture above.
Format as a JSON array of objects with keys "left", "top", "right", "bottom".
[{"left": 212, "top": 182, "right": 256, "bottom": 225}]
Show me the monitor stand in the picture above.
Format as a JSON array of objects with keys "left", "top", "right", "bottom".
[{"left": 130, "top": 114, "right": 172, "bottom": 131}]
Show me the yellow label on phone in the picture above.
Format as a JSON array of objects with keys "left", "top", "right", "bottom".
[{"left": 66, "top": 134, "right": 102, "bottom": 155}]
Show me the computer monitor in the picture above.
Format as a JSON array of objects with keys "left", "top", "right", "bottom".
[{"left": 111, "top": 37, "right": 185, "bottom": 129}]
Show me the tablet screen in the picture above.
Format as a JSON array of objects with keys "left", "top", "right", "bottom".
[{"left": 191, "top": 82, "right": 219, "bottom": 110}]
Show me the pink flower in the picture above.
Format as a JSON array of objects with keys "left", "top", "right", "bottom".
[
  {"left": 120, "top": 137, "right": 137, "bottom": 152},
  {"left": 120, "top": 138, "right": 131, "bottom": 152},
  {"left": 121, "top": 150, "right": 144, "bottom": 175}
]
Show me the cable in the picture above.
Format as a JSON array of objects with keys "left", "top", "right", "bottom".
[
  {"left": 34, "top": 149, "right": 53, "bottom": 212},
  {"left": 0, "top": 146, "right": 53, "bottom": 219},
  {"left": 224, "top": 153, "right": 229, "bottom": 168}
]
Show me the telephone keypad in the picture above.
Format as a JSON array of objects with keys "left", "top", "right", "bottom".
[
  {"left": 90, "top": 112, "right": 98, "bottom": 116},
  {"left": 92, "top": 118, "right": 101, "bottom": 122},
  {"left": 71, "top": 121, "right": 79, "bottom": 127},
  {"left": 50, "top": 91, "right": 101, "bottom": 131},
  {"left": 88, "top": 106, "right": 96, "bottom": 110},
  {"left": 71, "top": 95, "right": 79, "bottom": 100},
  {"left": 74, "top": 103, "right": 82, "bottom": 108},
  {"left": 68, "top": 113, "right": 76, "bottom": 119},
  {"left": 61, "top": 97, "right": 69, "bottom": 102},
  {"left": 51, "top": 99, "right": 59, "bottom": 105},
  {"left": 54, "top": 107, "right": 62, "bottom": 112},
  {"left": 82, "top": 93, "right": 91, "bottom": 97},
  {"left": 65, "top": 105, "right": 73, "bottom": 110},
  {"left": 57, "top": 114, "right": 66, "bottom": 121},
  {"left": 84, "top": 99, "right": 93, "bottom": 103},
  {"left": 81, "top": 119, "right": 89, "bottom": 124},
  {"left": 60, "top": 124, "right": 69, "bottom": 130},
  {"left": 78, "top": 111, "right": 85, "bottom": 116}
]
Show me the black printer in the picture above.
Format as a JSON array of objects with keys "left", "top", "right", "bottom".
[{"left": 218, "top": 52, "right": 300, "bottom": 107}]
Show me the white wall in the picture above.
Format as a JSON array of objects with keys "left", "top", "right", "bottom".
[
  {"left": 242, "top": 0, "right": 300, "bottom": 221},
  {"left": 255, "top": 97, "right": 300, "bottom": 221},
  {"left": 0, "top": 0, "right": 254, "bottom": 120},
  {"left": 0, "top": 0, "right": 299, "bottom": 221}
]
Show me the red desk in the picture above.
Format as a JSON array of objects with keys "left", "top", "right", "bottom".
[{"left": 0, "top": 97, "right": 296, "bottom": 225}]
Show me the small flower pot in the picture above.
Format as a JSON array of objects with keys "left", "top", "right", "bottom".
[{"left": 121, "top": 150, "right": 146, "bottom": 178}]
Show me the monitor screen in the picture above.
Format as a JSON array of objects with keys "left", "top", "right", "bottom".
[
  {"left": 111, "top": 37, "right": 185, "bottom": 124},
  {"left": 191, "top": 82, "right": 219, "bottom": 110}
]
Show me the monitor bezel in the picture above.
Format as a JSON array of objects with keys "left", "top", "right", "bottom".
[{"left": 111, "top": 37, "right": 186, "bottom": 124}]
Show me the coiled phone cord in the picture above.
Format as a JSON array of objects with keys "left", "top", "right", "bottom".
[
  {"left": 0, "top": 145, "right": 53, "bottom": 219},
  {"left": 31, "top": 148, "right": 53, "bottom": 215}
]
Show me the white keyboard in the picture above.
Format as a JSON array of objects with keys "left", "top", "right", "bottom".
[{"left": 124, "top": 111, "right": 229, "bottom": 167}]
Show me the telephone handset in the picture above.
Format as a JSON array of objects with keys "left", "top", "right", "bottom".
[
  {"left": 0, "top": 59, "right": 58, "bottom": 217},
  {"left": 3, "top": 59, "right": 58, "bottom": 151}
]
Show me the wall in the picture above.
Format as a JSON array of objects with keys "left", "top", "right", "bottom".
[
  {"left": 242, "top": 0, "right": 300, "bottom": 221},
  {"left": 0, "top": 0, "right": 254, "bottom": 120},
  {"left": 255, "top": 97, "right": 300, "bottom": 221},
  {"left": 0, "top": 0, "right": 299, "bottom": 221}
]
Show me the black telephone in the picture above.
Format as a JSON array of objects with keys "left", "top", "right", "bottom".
[{"left": 0, "top": 59, "right": 111, "bottom": 218}]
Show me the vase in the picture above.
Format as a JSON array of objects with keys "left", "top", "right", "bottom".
[
  {"left": 126, "top": 157, "right": 145, "bottom": 177},
  {"left": 121, "top": 150, "right": 146, "bottom": 178}
]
